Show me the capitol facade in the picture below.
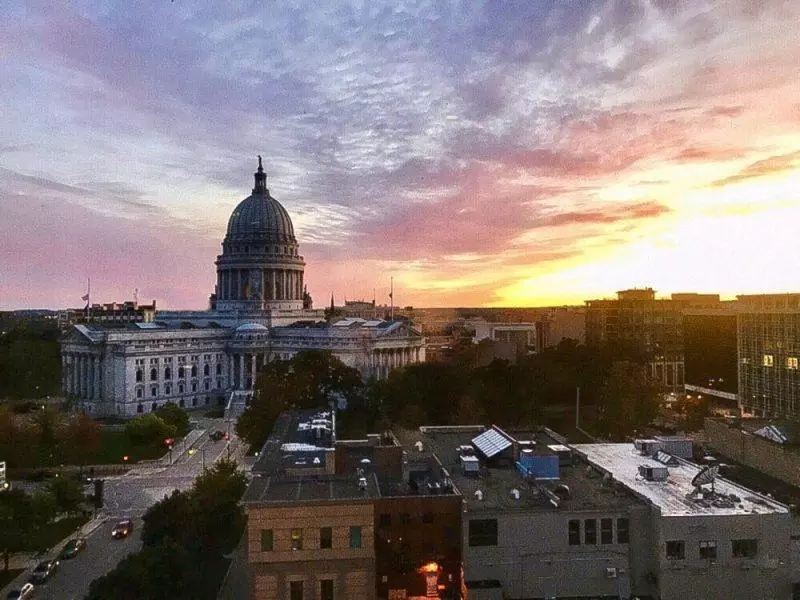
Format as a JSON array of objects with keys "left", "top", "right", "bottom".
[{"left": 60, "top": 159, "right": 425, "bottom": 418}]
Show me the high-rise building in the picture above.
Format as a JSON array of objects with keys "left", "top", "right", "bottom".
[
  {"left": 682, "top": 307, "right": 739, "bottom": 405},
  {"left": 585, "top": 289, "right": 724, "bottom": 390},
  {"left": 737, "top": 294, "right": 800, "bottom": 418}
]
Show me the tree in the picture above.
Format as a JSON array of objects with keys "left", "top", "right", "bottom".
[
  {"left": 155, "top": 403, "right": 189, "bottom": 438},
  {"left": 47, "top": 475, "right": 85, "bottom": 515},
  {"left": 0, "top": 407, "right": 40, "bottom": 468},
  {"left": 142, "top": 490, "right": 194, "bottom": 548},
  {"left": 0, "top": 489, "right": 39, "bottom": 571},
  {"left": 596, "top": 361, "right": 660, "bottom": 439},
  {"left": 454, "top": 394, "right": 487, "bottom": 426},
  {"left": 238, "top": 351, "right": 364, "bottom": 448},
  {"left": 125, "top": 413, "right": 176, "bottom": 446},
  {"left": 30, "top": 406, "right": 66, "bottom": 467},
  {"left": 61, "top": 414, "right": 102, "bottom": 467}
]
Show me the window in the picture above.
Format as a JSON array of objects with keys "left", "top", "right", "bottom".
[
  {"left": 216, "top": 363, "right": 222, "bottom": 375},
  {"left": 179, "top": 383, "right": 184, "bottom": 394},
  {"left": 291, "top": 528, "right": 303, "bottom": 550},
  {"left": 136, "top": 403, "right": 143, "bottom": 413},
  {"left": 422, "top": 512, "right": 434, "bottom": 524},
  {"left": 320, "top": 579, "right": 334, "bottom": 600},
  {"left": 151, "top": 386, "right": 158, "bottom": 397},
  {"left": 136, "top": 369, "right": 143, "bottom": 382},
  {"left": 600, "top": 518, "right": 613, "bottom": 544},
  {"left": 289, "top": 581, "right": 303, "bottom": 600},
  {"left": 468, "top": 519, "right": 498, "bottom": 547},
  {"left": 666, "top": 540, "right": 685, "bottom": 559},
  {"left": 732, "top": 539, "right": 758, "bottom": 558},
  {"left": 217, "top": 379, "right": 222, "bottom": 389},
  {"left": 260, "top": 529, "right": 273, "bottom": 551},
  {"left": 164, "top": 367, "right": 171, "bottom": 380},
  {"left": 204, "top": 364, "right": 210, "bottom": 376},
  {"left": 179, "top": 399, "right": 185, "bottom": 407},
  {"left": 349, "top": 526, "right": 362, "bottom": 549},
  {"left": 699, "top": 540, "right": 717, "bottom": 559},
  {"left": 568, "top": 520, "right": 581, "bottom": 546},
  {"left": 150, "top": 368, "right": 157, "bottom": 381},
  {"left": 400, "top": 513, "right": 411, "bottom": 525},
  {"left": 320, "top": 527, "right": 332, "bottom": 549},
  {"left": 788, "top": 357, "right": 799, "bottom": 370},
  {"left": 763, "top": 354, "right": 774, "bottom": 367},
  {"left": 192, "top": 382, "right": 197, "bottom": 392},
  {"left": 136, "top": 388, "right": 143, "bottom": 398},
  {"left": 204, "top": 381, "right": 210, "bottom": 391},
  {"left": 165, "top": 385, "right": 171, "bottom": 395},
  {"left": 379, "top": 514, "right": 391, "bottom": 527},
  {"left": 616, "top": 518, "right": 629, "bottom": 544},
  {"left": 191, "top": 365, "right": 197, "bottom": 377},
  {"left": 584, "top": 519, "right": 597, "bottom": 545},
  {"left": 151, "top": 402, "right": 157, "bottom": 412}
]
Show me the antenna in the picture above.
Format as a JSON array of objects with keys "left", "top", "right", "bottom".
[{"left": 692, "top": 464, "right": 720, "bottom": 493}]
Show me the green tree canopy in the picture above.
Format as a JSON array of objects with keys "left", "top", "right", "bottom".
[
  {"left": 47, "top": 475, "right": 85, "bottom": 515},
  {"left": 155, "top": 402, "right": 190, "bottom": 438},
  {"left": 125, "top": 413, "right": 176, "bottom": 446},
  {"left": 237, "top": 350, "right": 364, "bottom": 448}
]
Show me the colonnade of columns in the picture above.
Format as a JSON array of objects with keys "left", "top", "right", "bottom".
[
  {"left": 217, "top": 268, "right": 303, "bottom": 301},
  {"left": 62, "top": 352, "right": 102, "bottom": 400},
  {"left": 370, "top": 347, "right": 422, "bottom": 380},
  {"left": 228, "top": 352, "right": 271, "bottom": 391}
]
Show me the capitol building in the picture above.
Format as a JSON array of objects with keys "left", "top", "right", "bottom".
[{"left": 60, "top": 159, "right": 425, "bottom": 418}]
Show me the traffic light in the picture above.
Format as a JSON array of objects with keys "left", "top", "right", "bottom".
[{"left": 93, "top": 479, "right": 104, "bottom": 508}]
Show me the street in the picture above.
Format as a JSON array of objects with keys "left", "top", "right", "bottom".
[{"left": 1, "top": 417, "right": 248, "bottom": 600}]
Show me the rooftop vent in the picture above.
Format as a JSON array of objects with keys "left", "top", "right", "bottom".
[
  {"left": 554, "top": 484, "right": 571, "bottom": 499},
  {"left": 414, "top": 441, "right": 424, "bottom": 452},
  {"left": 638, "top": 464, "right": 669, "bottom": 482},
  {"left": 358, "top": 476, "right": 368, "bottom": 491},
  {"left": 474, "top": 490, "right": 484, "bottom": 501},
  {"left": 510, "top": 488, "right": 520, "bottom": 500}
]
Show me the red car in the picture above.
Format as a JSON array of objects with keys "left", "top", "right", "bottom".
[{"left": 111, "top": 519, "right": 134, "bottom": 539}]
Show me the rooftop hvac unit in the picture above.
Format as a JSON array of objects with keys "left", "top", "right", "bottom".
[
  {"left": 605, "top": 567, "right": 618, "bottom": 579},
  {"left": 654, "top": 436, "right": 693, "bottom": 459},
  {"left": 461, "top": 455, "right": 480, "bottom": 474},
  {"left": 634, "top": 439, "right": 662, "bottom": 456},
  {"left": 638, "top": 464, "right": 669, "bottom": 481}
]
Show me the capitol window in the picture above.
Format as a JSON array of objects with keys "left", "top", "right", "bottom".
[
  {"left": 191, "top": 365, "right": 197, "bottom": 377},
  {"left": 204, "top": 364, "right": 210, "bottom": 376},
  {"left": 179, "top": 383, "right": 184, "bottom": 394},
  {"left": 136, "top": 369, "right": 143, "bottom": 382},
  {"left": 150, "top": 368, "right": 157, "bottom": 381},
  {"left": 151, "top": 386, "right": 158, "bottom": 397},
  {"left": 164, "top": 367, "right": 171, "bottom": 380},
  {"left": 136, "top": 388, "right": 143, "bottom": 398}
]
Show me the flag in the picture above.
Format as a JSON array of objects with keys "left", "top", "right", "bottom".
[{"left": 81, "top": 293, "right": 90, "bottom": 302}]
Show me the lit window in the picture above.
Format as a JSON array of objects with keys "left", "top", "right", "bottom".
[
  {"left": 787, "top": 357, "right": 799, "bottom": 370},
  {"left": 291, "top": 528, "right": 303, "bottom": 550},
  {"left": 763, "top": 355, "right": 774, "bottom": 367},
  {"left": 699, "top": 540, "right": 717, "bottom": 559},
  {"left": 666, "top": 540, "right": 685, "bottom": 559},
  {"left": 732, "top": 539, "right": 757, "bottom": 558}
]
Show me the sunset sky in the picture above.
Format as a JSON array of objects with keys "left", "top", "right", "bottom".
[{"left": 2, "top": 0, "right": 799, "bottom": 310}]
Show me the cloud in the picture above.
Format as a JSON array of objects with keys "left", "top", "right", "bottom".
[{"left": 710, "top": 151, "right": 800, "bottom": 188}]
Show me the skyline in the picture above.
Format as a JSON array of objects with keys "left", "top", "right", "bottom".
[{"left": 2, "top": 1, "right": 799, "bottom": 310}]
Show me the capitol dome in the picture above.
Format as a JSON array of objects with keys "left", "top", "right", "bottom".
[{"left": 213, "top": 157, "right": 306, "bottom": 313}]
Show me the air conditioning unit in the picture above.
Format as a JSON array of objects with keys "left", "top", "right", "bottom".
[{"left": 605, "top": 567, "right": 618, "bottom": 579}]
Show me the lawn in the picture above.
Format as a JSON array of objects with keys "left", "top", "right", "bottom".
[
  {"left": 91, "top": 430, "right": 166, "bottom": 465},
  {"left": 28, "top": 515, "right": 90, "bottom": 553},
  {"left": 0, "top": 568, "right": 24, "bottom": 589}
]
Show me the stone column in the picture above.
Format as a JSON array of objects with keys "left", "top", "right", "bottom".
[
  {"left": 94, "top": 356, "right": 101, "bottom": 400},
  {"left": 70, "top": 354, "right": 77, "bottom": 395},
  {"left": 271, "top": 270, "right": 277, "bottom": 301},
  {"left": 227, "top": 356, "right": 233, "bottom": 389},
  {"left": 81, "top": 355, "right": 88, "bottom": 398},
  {"left": 61, "top": 355, "right": 68, "bottom": 395},
  {"left": 251, "top": 354, "right": 257, "bottom": 389},
  {"left": 239, "top": 354, "right": 245, "bottom": 390}
]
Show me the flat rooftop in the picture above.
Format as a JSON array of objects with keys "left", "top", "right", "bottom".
[
  {"left": 400, "top": 426, "right": 642, "bottom": 513},
  {"left": 574, "top": 443, "right": 789, "bottom": 517},
  {"left": 243, "top": 473, "right": 380, "bottom": 504}
]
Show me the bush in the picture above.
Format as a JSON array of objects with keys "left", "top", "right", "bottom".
[
  {"left": 125, "top": 414, "right": 176, "bottom": 446},
  {"left": 155, "top": 403, "right": 189, "bottom": 438}
]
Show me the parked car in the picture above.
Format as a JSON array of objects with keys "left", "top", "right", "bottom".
[
  {"left": 30, "top": 559, "right": 59, "bottom": 583},
  {"left": 59, "top": 538, "right": 87, "bottom": 559},
  {"left": 209, "top": 430, "right": 225, "bottom": 441},
  {"left": 6, "top": 583, "right": 35, "bottom": 599},
  {"left": 111, "top": 519, "right": 134, "bottom": 539}
]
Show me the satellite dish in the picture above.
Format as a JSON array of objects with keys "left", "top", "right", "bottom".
[{"left": 692, "top": 464, "right": 720, "bottom": 489}]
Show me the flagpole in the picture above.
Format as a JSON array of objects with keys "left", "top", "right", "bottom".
[
  {"left": 87, "top": 278, "right": 91, "bottom": 322},
  {"left": 390, "top": 277, "right": 394, "bottom": 322}
]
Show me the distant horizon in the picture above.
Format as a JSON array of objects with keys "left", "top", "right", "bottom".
[{"left": 3, "top": 3, "right": 799, "bottom": 310}]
